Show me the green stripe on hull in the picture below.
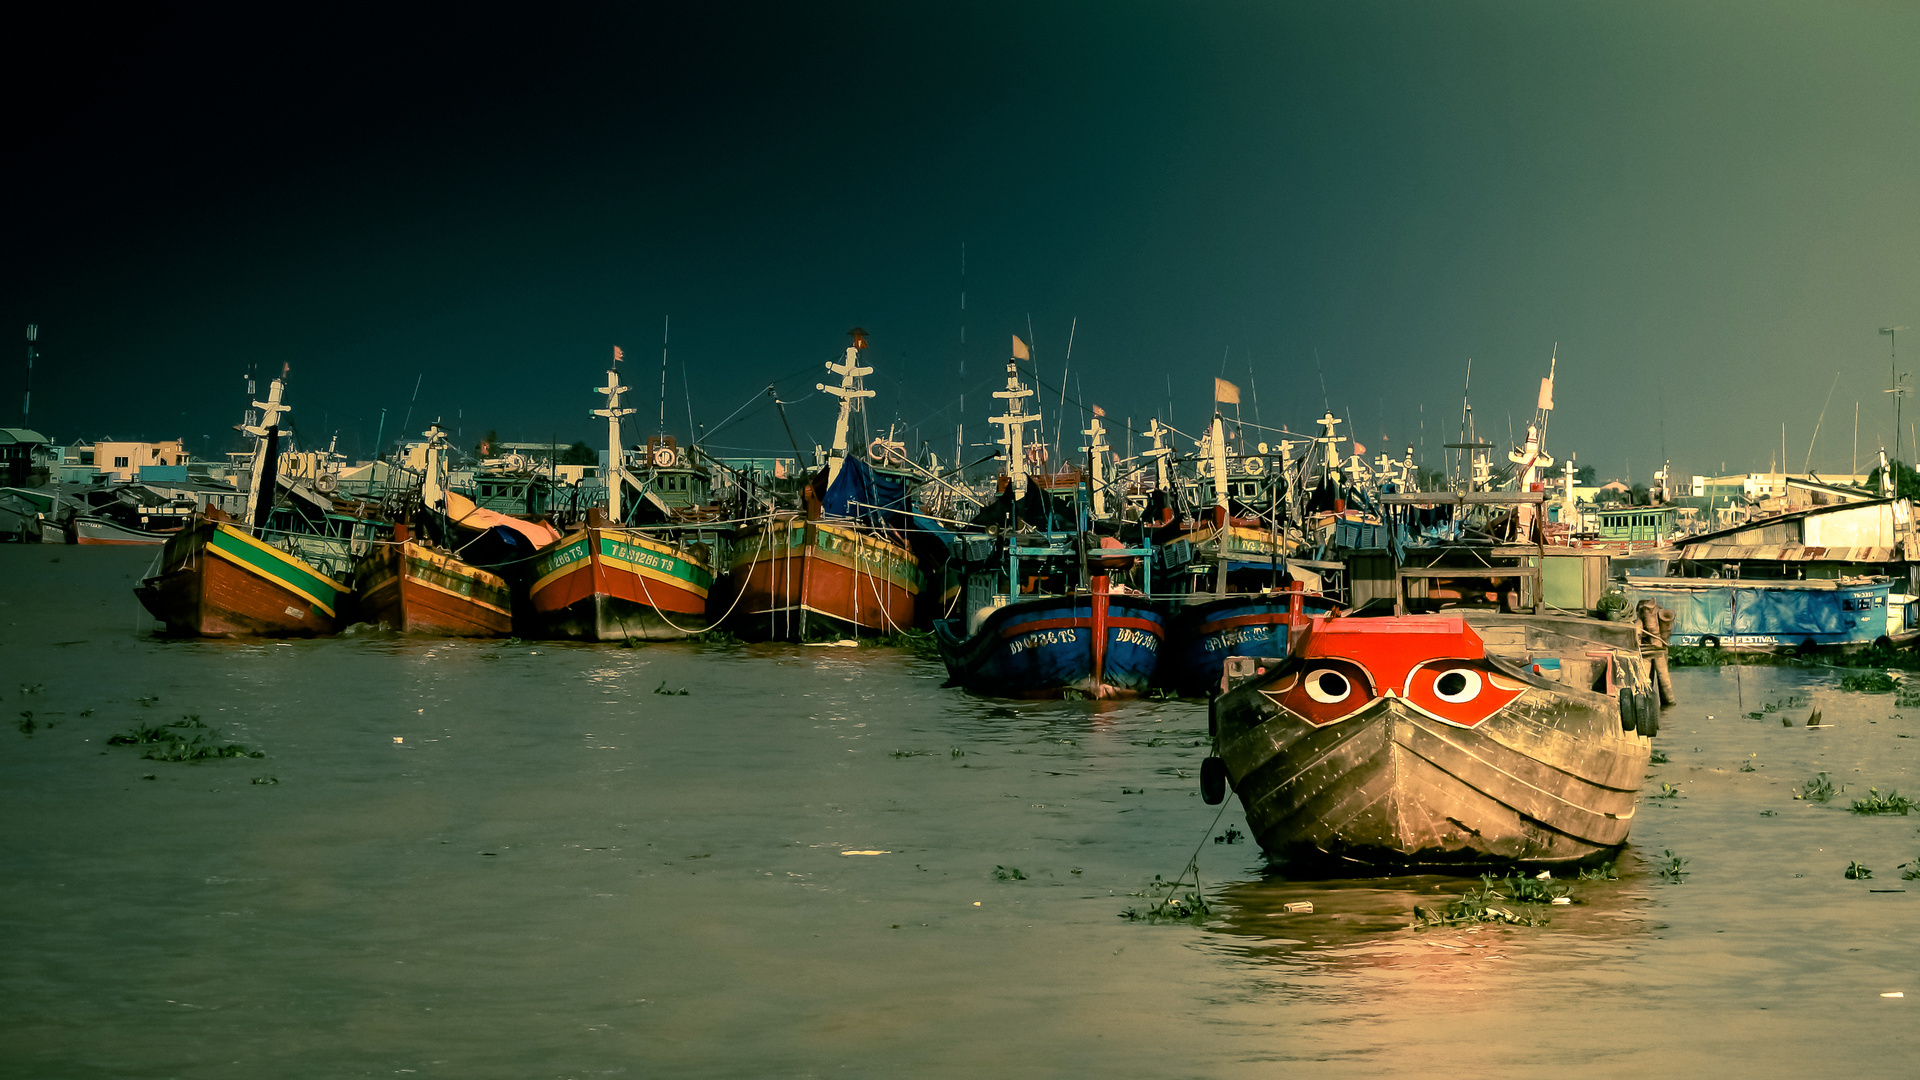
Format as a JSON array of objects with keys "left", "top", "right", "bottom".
[
  {"left": 209, "top": 526, "right": 341, "bottom": 613},
  {"left": 597, "top": 534, "right": 714, "bottom": 591}
]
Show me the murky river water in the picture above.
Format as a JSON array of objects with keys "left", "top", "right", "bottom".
[{"left": 3, "top": 545, "right": 1917, "bottom": 1077}]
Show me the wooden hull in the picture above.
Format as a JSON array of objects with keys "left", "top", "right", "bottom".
[
  {"left": 356, "top": 540, "right": 512, "bottom": 637},
  {"left": 722, "top": 518, "right": 921, "bottom": 640},
  {"left": 527, "top": 526, "right": 713, "bottom": 641},
  {"left": 1162, "top": 592, "right": 1343, "bottom": 697},
  {"left": 1214, "top": 615, "right": 1652, "bottom": 867},
  {"left": 75, "top": 515, "right": 171, "bottom": 545},
  {"left": 934, "top": 593, "right": 1166, "bottom": 699},
  {"left": 135, "top": 520, "right": 345, "bottom": 637}
]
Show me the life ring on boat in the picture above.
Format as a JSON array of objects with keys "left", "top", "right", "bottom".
[
  {"left": 1618, "top": 688, "right": 1637, "bottom": 733},
  {"left": 1243, "top": 456, "right": 1265, "bottom": 476},
  {"left": 315, "top": 473, "right": 338, "bottom": 494},
  {"left": 1201, "top": 757, "right": 1228, "bottom": 805},
  {"left": 1699, "top": 635, "right": 1721, "bottom": 649}
]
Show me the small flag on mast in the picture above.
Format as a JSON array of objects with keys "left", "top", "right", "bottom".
[
  {"left": 613, "top": 346, "right": 624, "bottom": 363},
  {"left": 1214, "top": 377, "right": 1240, "bottom": 405},
  {"left": 1011, "top": 334, "right": 1030, "bottom": 361},
  {"left": 1537, "top": 376, "right": 1554, "bottom": 411},
  {"left": 1092, "top": 404, "right": 1105, "bottom": 417}
]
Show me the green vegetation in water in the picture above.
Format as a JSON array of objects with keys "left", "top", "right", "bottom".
[
  {"left": 1412, "top": 874, "right": 1559, "bottom": 929},
  {"left": 1759, "top": 809, "right": 1778, "bottom": 816},
  {"left": 1213, "top": 826, "right": 1245, "bottom": 845},
  {"left": 1668, "top": 647, "right": 1792, "bottom": 668},
  {"left": 857, "top": 631, "right": 941, "bottom": 658},
  {"left": 1740, "top": 758, "right": 1757, "bottom": 772},
  {"left": 136, "top": 695, "right": 157, "bottom": 707},
  {"left": 652, "top": 681, "right": 689, "bottom": 696},
  {"left": 1845, "top": 860, "right": 1873, "bottom": 880},
  {"left": 1655, "top": 849, "right": 1690, "bottom": 883},
  {"left": 1901, "top": 860, "right": 1920, "bottom": 881},
  {"left": 949, "top": 747, "right": 965, "bottom": 758},
  {"left": 17, "top": 711, "right": 35, "bottom": 736},
  {"left": 889, "top": 749, "right": 933, "bottom": 759},
  {"left": 251, "top": 776, "right": 278, "bottom": 786},
  {"left": 1577, "top": 862, "right": 1619, "bottom": 881},
  {"left": 107, "top": 716, "right": 261, "bottom": 762},
  {"left": 1848, "top": 788, "right": 1916, "bottom": 815},
  {"left": 692, "top": 628, "right": 741, "bottom": 645},
  {"left": 1793, "top": 772, "right": 1840, "bottom": 803},
  {"left": 993, "top": 865, "right": 1027, "bottom": 881},
  {"left": 1649, "top": 750, "right": 1670, "bottom": 764},
  {"left": 1649, "top": 782, "right": 1684, "bottom": 799},
  {"left": 1838, "top": 671, "right": 1900, "bottom": 693}
]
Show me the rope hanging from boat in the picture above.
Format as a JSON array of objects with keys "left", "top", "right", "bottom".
[{"left": 628, "top": 514, "right": 771, "bottom": 636}]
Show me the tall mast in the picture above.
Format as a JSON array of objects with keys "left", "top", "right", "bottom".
[
  {"left": 1144, "top": 418, "right": 1172, "bottom": 493},
  {"left": 1208, "top": 414, "right": 1230, "bottom": 513},
  {"left": 1081, "top": 407, "right": 1110, "bottom": 518},
  {"left": 594, "top": 347, "right": 635, "bottom": 522},
  {"left": 22, "top": 324, "right": 36, "bottom": 428},
  {"left": 816, "top": 328, "right": 875, "bottom": 488},
  {"left": 239, "top": 365, "right": 291, "bottom": 530},
  {"left": 989, "top": 353, "right": 1039, "bottom": 497}
]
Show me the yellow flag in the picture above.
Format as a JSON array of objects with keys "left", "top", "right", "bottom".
[
  {"left": 1012, "top": 335, "right": 1030, "bottom": 360},
  {"left": 1214, "top": 377, "right": 1240, "bottom": 405}
]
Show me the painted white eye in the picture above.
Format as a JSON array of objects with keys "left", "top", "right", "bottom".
[
  {"left": 1433, "top": 668, "right": 1482, "bottom": 703},
  {"left": 1304, "top": 669, "right": 1352, "bottom": 704}
]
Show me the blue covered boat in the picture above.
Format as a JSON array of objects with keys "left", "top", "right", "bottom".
[
  {"left": 1620, "top": 577, "right": 1896, "bottom": 652},
  {"left": 1161, "top": 585, "right": 1345, "bottom": 697}
]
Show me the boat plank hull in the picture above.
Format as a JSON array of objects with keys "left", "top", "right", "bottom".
[
  {"left": 357, "top": 541, "right": 512, "bottom": 637},
  {"left": 136, "top": 521, "right": 343, "bottom": 637},
  {"left": 529, "top": 526, "right": 712, "bottom": 641},
  {"left": 935, "top": 595, "right": 1166, "bottom": 699},
  {"left": 1215, "top": 615, "right": 1651, "bottom": 867},
  {"left": 724, "top": 519, "right": 920, "bottom": 640}
]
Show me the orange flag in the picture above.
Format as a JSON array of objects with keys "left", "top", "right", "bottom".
[
  {"left": 613, "top": 346, "right": 624, "bottom": 363},
  {"left": 1214, "top": 377, "right": 1240, "bottom": 405},
  {"left": 1012, "top": 334, "right": 1030, "bottom": 360}
]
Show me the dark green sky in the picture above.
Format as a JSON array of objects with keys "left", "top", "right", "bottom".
[{"left": 5, "top": 2, "right": 1918, "bottom": 481}]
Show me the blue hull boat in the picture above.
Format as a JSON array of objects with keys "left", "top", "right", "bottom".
[
  {"left": 935, "top": 588, "right": 1167, "bottom": 698},
  {"left": 1162, "top": 588, "right": 1345, "bottom": 697}
]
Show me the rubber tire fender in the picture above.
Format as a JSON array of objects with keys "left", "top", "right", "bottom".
[
  {"left": 1635, "top": 689, "right": 1660, "bottom": 738},
  {"left": 1700, "top": 635, "right": 1720, "bottom": 649},
  {"left": 1618, "top": 688, "right": 1637, "bottom": 733},
  {"left": 1200, "top": 757, "right": 1229, "bottom": 805}
]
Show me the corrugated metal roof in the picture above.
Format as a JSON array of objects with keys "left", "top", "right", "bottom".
[{"left": 1679, "top": 543, "right": 1896, "bottom": 562}]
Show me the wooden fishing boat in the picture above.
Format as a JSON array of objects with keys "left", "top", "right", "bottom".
[
  {"left": 528, "top": 515, "right": 714, "bottom": 640},
  {"left": 718, "top": 331, "right": 924, "bottom": 640},
  {"left": 135, "top": 368, "right": 350, "bottom": 637},
  {"left": 936, "top": 573, "right": 1165, "bottom": 698},
  {"left": 725, "top": 514, "right": 920, "bottom": 639},
  {"left": 1161, "top": 582, "right": 1344, "bottom": 697},
  {"left": 355, "top": 526, "right": 512, "bottom": 637},
  {"left": 1204, "top": 611, "right": 1656, "bottom": 868},
  {"left": 137, "top": 514, "right": 345, "bottom": 636},
  {"left": 74, "top": 514, "right": 168, "bottom": 545}
]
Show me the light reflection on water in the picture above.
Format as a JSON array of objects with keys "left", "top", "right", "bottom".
[{"left": 3, "top": 548, "right": 1918, "bottom": 1078}]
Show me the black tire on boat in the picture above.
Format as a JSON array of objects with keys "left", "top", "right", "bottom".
[
  {"left": 1618, "top": 688, "right": 1637, "bottom": 732},
  {"left": 1700, "top": 635, "right": 1720, "bottom": 649},
  {"left": 1636, "top": 690, "right": 1659, "bottom": 738},
  {"left": 1200, "top": 757, "right": 1228, "bottom": 805}
]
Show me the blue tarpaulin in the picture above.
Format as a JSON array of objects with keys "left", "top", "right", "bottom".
[{"left": 1622, "top": 580, "right": 1889, "bottom": 646}]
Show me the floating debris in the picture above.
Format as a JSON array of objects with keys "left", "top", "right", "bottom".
[
  {"left": 652, "top": 680, "right": 689, "bottom": 696},
  {"left": 992, "top": 865, "right": 1027, "bottom": 881},
  {"left": 1839, "top": 672, "right": 1899, "bottom": 693},
  {"left": 1848, "top": 788, "right": 1916, "bottom": 815},
  {"left": 1213, "top": 826, "right": 1245, "bottom": 845},
  {"left": 1281, "top": 901, "right": 1313, "bottom": 914},
  {"left": 1846, "top": 860, "right": 1873, "bottom": 880},
  {"left": 1793, "top": 773, "right": 1840, "bottom": 803}
]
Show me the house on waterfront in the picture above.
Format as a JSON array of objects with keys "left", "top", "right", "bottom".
[
  {"left": 92, "top": 439, "right": 188, "bottom": 482},
  {"left": 0, "top": 428, "right": 51, "bottom": 486}
]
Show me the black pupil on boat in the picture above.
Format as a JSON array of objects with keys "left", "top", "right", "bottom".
[
  {"left": 1437, "top": 671, "right": 1468, "bottom": 697},
  {"left": 1316, "top": 672, "right": 1347, "bottom": 697}
]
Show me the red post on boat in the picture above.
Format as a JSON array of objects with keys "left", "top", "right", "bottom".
[
  {"left": 1090, "top": 574, "right": 1110, "bottom": 690},
  {"left": 1285, "top": 578, "right": 1309, "bottom": 653}
]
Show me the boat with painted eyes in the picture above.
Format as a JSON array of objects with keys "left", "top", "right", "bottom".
[{"left": 1200, "top": 610, "right": 1658, "bottom": 868}]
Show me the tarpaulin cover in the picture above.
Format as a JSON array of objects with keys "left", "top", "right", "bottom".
[
  {"left": 445, "top": 491, "right": 560, "bottom": 548},
  {"left": 1623, "top": 582, "right": 1888, "bottom": 641},
  {"left": 822, "top": 455, "right": 924, "bottom": 534}
]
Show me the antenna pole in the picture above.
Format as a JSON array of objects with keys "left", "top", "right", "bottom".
[
  {"left": 660, "top": 316, "right": 670, "bottom": 438},
  {"left": 22, "top": 324, "right": 36, "bottom": 428}
]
